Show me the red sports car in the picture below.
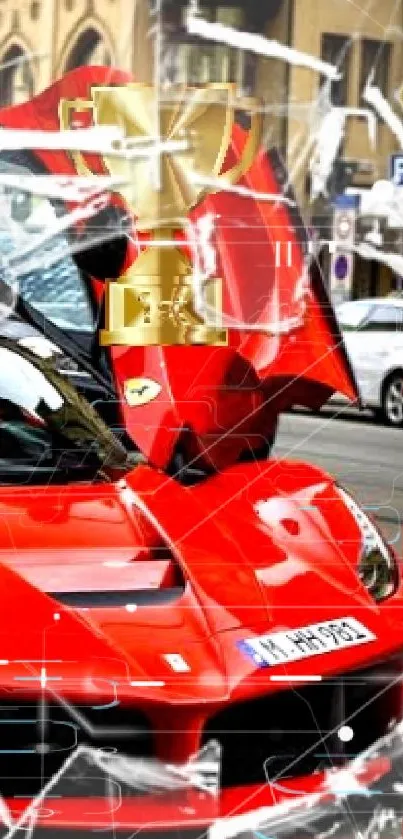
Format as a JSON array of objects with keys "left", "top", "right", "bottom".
[{"left": 0, "top": 68, "right": 400, "bottom": 838}]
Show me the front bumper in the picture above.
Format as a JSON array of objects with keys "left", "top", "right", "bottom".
[
  {"left": 4, "top": 754, "right": 396, "bottom": 837},
  {"left": 4, "top": 654, "right": 403, "bottom": 837}
]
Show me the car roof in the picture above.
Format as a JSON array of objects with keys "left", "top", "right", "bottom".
[{"left": 338, "top": 298, "right": 403, "bottom": 308}]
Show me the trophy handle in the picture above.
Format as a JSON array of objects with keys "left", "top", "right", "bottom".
[
  {"left": 218, "top": 97, "right": 263, "bottom": 186},
  {"left": 59, "top": 98, "right": 95, "bottom": 177}
]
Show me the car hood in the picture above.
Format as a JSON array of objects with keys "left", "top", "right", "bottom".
[{"left": 0, "top": 462, "right": 401, "bottom": 709}]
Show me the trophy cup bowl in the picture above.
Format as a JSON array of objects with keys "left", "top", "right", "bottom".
[{"left": 59, "top": 83, "right": 262, "bottom": 346}]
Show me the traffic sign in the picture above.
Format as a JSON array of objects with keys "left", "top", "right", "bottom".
[
  {"left": 390, "top": 154, "right": 403, "bottom": 186},
  {"left": 335, "top": 211, "right": 354, "bottom": 241},
  {"left": 330, "top": 204, "right": 357, "bottom": 304},
  {"left": 334, "top": 254, "right": 350, "bottom": 280},
  {"left": 333, "top": 193, "right": 360, "bottom": 210}
]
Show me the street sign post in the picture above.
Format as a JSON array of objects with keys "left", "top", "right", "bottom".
[
  {"left": 330, "top": 194, "right": 358, "bottom": 305},
  {"left": 389, "top": 154, "right": 403, "bottom": 186}
]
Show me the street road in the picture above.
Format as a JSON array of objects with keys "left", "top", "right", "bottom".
[{"left": 275, "top": 407, "right": 403, "bottom": 554}]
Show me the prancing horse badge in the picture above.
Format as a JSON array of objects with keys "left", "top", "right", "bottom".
[{"left": 124, "top": 378, "right": 162, "bottom": 407}]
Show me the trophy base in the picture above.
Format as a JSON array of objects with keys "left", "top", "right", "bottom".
[
  {"left": 99, "top": 325, "right": 228, "bottom": 347},
  {"left": 100, "top": 271, "right": 229, "bottom": 347}
]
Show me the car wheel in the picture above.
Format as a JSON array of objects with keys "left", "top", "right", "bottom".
[
  {"left": 372, "top": 407, "right": 384, "bottom": 423},
  {"left": 382, "top": 373, "right": 403, "bottom": 426}
]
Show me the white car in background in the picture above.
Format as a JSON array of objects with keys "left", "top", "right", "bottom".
[{"left": 336, "top": 297, "right": 403, "bottom": 426}]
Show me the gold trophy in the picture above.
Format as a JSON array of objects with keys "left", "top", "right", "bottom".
[{"left": 59, "top": 83, "right": 262, "bottom": 346}]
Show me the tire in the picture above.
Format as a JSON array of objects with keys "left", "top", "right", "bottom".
[
  {"left": 382, "top": 372, "right": 403, "bottom": 427},
  {"left": 372, "top": 407, "right": 384, "bottom": 423}
]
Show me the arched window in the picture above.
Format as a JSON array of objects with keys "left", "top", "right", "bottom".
[
  {"left": 161, "top": 4, "right": 246, "bottom": 87},
  {"left": 0, "top": 45, "right": 34, "bottom": 106},
  {"left": 158, "top": 1, "right": 276, "bottom": 91},
  {"left": 65, "top": 27, "right": 112, "bottom": 71}
]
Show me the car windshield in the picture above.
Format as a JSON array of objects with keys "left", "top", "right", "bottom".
[
  {"left": 0, "top": 341, "right": 129, "bottom": 485},
  {"left": 0, "top": 158, "right": 95, "bottom": 332},
  {"left": 336, "top": 301, "right": 372, "bottom": 330}
]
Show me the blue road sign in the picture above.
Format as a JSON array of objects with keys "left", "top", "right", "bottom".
[
  {"left": 334, "top": 254, "right": 349, "bottom": 280},
  {"left": 333, "top": 193, "right": 360, "bottom": 209},
  {"left": 390, "top": 154, "right": 403, "bottom": 186}
]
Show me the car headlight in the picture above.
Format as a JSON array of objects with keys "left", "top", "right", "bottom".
[{"left": 338, "top": 487, "right": 399, "bottom": 602}]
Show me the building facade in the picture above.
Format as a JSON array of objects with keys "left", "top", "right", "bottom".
[
  {"left": 0, "top": 0, "right": 400, "bottom": 298},
  {"left": 287, "top": 0, "right": 403, "bottom": 298},
  {"left": 0, "top": 0, "right": 153, "bottom": 104}
]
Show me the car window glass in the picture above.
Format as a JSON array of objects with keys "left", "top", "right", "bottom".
[
  {"left": 363, "top": 305, "right": 403, "bottom": 332},
  {"left": 336, "top": 301, "right": 372, "bottom": 329},
  {"left": 0, "top": 160, "right": 95, "bottom": 333},
  {"left": 0, "top": 344, "right": 128, "bottom": 480}
]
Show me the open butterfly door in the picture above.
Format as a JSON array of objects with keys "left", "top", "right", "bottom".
[{"left": 0, "top": 67, "right": 359, "bottom": 470}]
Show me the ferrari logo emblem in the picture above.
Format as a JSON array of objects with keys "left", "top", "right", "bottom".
[{"left": 124, "top": 378, "right": 161, "bottom": 406}]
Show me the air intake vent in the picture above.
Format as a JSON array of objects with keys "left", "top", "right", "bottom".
[
  {"left": 0, "top": 697, "right": 153, "bottom": 799},
  {"left": 52, "top": 587, "right": 184, "bottom": 608},
  {"left": 203, "top": 656, "right": 402, "bottom": 788}
]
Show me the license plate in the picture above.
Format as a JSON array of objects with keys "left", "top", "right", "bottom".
[{"left": 239, "top": 617, "right": 376, "bottom": 667}]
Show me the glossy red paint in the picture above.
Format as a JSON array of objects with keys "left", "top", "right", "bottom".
[
  {"left": 0, "top": 66, "right": 358, "bottom": 468},
  {"left": 0, "top": 461, "right": 400, "bottom": 828},
  {"left": 0, "top": 460, "right": 401, "bottom": 698},
  {"left": 0, "top": 68, "right": 396, "bottom": 833}
]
